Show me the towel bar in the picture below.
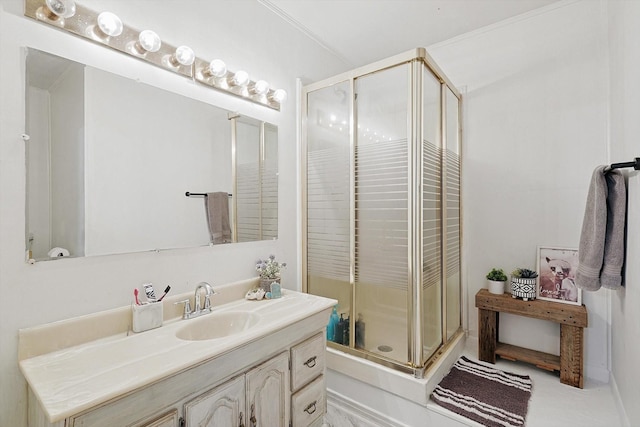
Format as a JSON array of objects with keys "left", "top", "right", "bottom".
[
  {"left": 185, "top": 192, "right": 232, "bottom": 197},
  {"left": 604, "top": 157, "right": 640, "bottom": 173}
]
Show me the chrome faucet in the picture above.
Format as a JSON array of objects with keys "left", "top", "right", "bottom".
[
  {"left": 175, "top": 282, "right": 217, "bottom": 319},
  {"left": 194, "top": 282, "right": 215, "bottom": 313}
]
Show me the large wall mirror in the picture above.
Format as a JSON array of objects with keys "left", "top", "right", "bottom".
[{"left": 25, "top": 48, "right": 278, "bottom": 261}]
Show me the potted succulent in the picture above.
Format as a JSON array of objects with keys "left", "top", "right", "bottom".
[
  {"left": 511, "top": 268, "right": 538, "bottom": 301},
  {"left": 486, "top": 268, "right": 508, "bottom": 294}
]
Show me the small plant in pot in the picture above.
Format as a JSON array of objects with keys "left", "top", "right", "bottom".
[
  {"left": 511, "top": 268, "right": 539, "bottom": 301},
  {"left": 486, "top": 268, "right": 508, "bottom": 294}
]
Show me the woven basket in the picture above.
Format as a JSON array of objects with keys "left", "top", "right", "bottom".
[
  {"left": 259, "top": 277, "right": 280, "bottom": 293},
  {"left": 511, "top": 277, "right": 537, "bottom": 301}
]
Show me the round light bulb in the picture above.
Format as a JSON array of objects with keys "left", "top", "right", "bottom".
[
  {"left": 253, "top": 80, "right": 270, "bottom": 95},
  {"left": 208, "top": 59, "right": 227, "bottom": 78},
  {"left": 271, "top": 89, "right": 287, "bottom": 103},
  {"left": 231, "top": 70, "right": 249, "bottom": 87},
  {"left": 138, "top": 30, "right": 161, "bottom": 53},
  {"left": 174, "top": 46, "right": 195, "bottom": 66},
  {"left": 97, "top": 12, "right": 123, "bottom": 37},
  {"left": 45, "top": 0, "right": 76, "bottom": 18}
]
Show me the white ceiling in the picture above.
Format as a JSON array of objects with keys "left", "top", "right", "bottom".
[{"left": 263, "top": 0, "right": 563, "bottom": 68}]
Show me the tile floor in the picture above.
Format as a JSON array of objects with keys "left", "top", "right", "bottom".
[
  {"left": 451, "top": 338, "right": 626, "bottom": 427},
  {"left": 324, "top": 337, "right": 626, "bottom": 427}
]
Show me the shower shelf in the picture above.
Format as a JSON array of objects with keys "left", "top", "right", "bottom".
[{"left": 475, "top": 289, "right": 588, "bottom": 388}]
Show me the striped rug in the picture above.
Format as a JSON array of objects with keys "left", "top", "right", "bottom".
[{"left": 431, "top": 356, "right": 532, "bottom": 427}]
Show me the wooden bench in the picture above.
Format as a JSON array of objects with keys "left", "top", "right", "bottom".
[{"left": 475, "top": 288, "right": 588, "bottom": 388}]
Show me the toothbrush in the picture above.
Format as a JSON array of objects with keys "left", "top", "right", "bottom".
[
  {"left": 158, "top": 285, "right": 171, "bottom": 301},
  {"left": 134, "top": 288, "right": 141, "bottom": 305}
]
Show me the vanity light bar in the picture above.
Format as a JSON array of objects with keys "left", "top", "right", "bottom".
[{"left": 24, "top": 0, "right": 285, "bottom": 111}]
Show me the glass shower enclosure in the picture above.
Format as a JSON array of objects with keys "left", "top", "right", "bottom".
[{"left": 302, "top": 48, "right": 462, "bottom": 376}]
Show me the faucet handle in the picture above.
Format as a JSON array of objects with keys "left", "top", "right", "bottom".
[
  {"left": 203, "top": 291, "right": 215, "bottom": 311},
  {"left": 174, "top": 299, "right": 192, "bottom": 318}
]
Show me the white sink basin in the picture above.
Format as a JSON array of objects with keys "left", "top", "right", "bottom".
[{"left": 175, "top": 311, "right": 261, "bottom": 341}]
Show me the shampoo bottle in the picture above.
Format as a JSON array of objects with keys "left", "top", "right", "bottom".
[
  {"left": 334, "top": 314, "right": 345, "bottom": 345},
  {"left": 342, "top": 314, "right": 350, "bottom": 346},
  {"left": 327, "top": 306, "right": 339, "bottom": 342},
  {"left": 355, "top": 313, "right": 365, "bottom": 348}
]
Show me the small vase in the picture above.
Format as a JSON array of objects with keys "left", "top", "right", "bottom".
[
  {"left": 259, "top": 277, "right": 280, "bottom": 293},
  {"left": 487, "top": 280, "right": 505, "bottom": 295}
]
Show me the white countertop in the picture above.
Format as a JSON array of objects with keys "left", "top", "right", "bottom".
[{"left": 20, "top": 290, "right": 335, "bottom": 422}]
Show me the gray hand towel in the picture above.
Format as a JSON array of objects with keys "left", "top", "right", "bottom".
[
  {"left": 601, "top": 170, "right": 626, "bottom": 289},
  {"left": 576, "top": 166, "right": 626, "bottom": 291},
  {"left": 205, "top": 192, "right": 232, "bottom": 244}
]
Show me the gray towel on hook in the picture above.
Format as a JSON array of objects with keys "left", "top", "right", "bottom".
[
  {"left": 205, "top": 192, "right": 232, "bottom": 244},
  {"left": 576, "top": 166, "right": 627, "bottom": 291}
]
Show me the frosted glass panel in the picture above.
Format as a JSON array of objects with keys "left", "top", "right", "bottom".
[
  {"left": 262, "top": 124, "right": 278, "bottom": 240},
  {"left": 236, "top": 120, "right": 278, "bottom": 242},
  {"left": 236, "top": 120, "right": 260, "bottom": 242},
  {"left": 306, "top": 81, "right": 352, "bottom": 323},
  {"left": 445, "top": 88, "right": 461, "bottom": 340},
  {"left": 354, "top": 64, "right": 409, "bottom": 363},
  {"left": 422, "top": 68, "right": 442, "bottom": 360}
]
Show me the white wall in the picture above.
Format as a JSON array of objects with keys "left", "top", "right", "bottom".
[
  {"left": 429, "top": 0, "right": 612, "bottom": 382},
  {"left": 0, "top": 1, "right": 347, "bottom": 426},
  {"left": 607, "top": 0, "right": 640, "bottom": 423}
]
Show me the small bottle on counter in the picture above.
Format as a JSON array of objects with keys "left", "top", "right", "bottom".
[{"left": 270, "top": 282, "right": 282, "bottom": 299}]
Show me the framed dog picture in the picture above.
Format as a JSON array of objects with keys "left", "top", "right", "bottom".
[{"left": 537, "top": 246, "right": 582, "bottom": 305}]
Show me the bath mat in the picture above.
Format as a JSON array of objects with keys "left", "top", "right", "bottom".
[{"left": 431, "top": 356, "right": 532, "bottom": 427}]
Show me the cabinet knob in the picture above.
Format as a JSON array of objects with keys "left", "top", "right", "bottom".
[
  {"left": 239, "top": 411, "right": 245, "bottom": 427},
  {"left": 304, "top": 400, "right": 317, "bottom": 415},
  {"left": 303, "top": 356, "right": 317, "bottom": 368}
]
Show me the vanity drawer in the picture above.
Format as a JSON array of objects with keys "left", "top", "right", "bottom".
[
  {"left": 291, "top": 375, "right": 325, "bottom": 427},
  {"left": 291, "top": 332, "right": 325, "bottom": 391}
]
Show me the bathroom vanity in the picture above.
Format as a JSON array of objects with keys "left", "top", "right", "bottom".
[{"left": 19, "top": 280, "right": 335, "bottom": 427}]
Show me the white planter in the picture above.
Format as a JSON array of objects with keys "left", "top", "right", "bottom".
[{"left": 487, "top": 280, "right": 506, "bottom": 295}]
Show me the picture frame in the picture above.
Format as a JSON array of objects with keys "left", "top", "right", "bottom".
[{"left": 537, "top": 246, "right": 582, "bottom": 306}]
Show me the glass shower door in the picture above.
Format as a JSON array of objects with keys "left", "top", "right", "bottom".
[
  {"left": 305, "top": 81, "right": 352, "bottom": 325},
  {"left": 445, "top": 88, "right": 461, "bottom": 339},
  {"left": 354, "top": 64, "right": 410, "bottom": 364},
  {"left": 422, "top": 67, "right": 443, "bottom": 362}
]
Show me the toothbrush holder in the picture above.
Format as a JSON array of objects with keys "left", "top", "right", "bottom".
[{"left": 132, "top": 302, "right": 163, "bottom": 333}]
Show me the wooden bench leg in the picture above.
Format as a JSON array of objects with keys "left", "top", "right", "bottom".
[
  {"left": 560, "top": 324, "right": 584, "bottom": 388},
  {"left": 478, "top": 308, "right": 497, "bottom": 364}
]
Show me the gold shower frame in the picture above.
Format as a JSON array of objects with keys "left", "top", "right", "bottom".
[{"left": 301, "top": 48, "right": 463, "bottom": 377}]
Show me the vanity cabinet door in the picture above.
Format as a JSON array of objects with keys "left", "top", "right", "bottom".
[
  {"left": 245, "top": 351, "right": 290, "bottom": 427},
  {"left": 184, "top": 375, "right": 246, "bottom": 427}
]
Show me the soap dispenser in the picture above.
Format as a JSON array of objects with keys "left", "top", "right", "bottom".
[{"left": 327, "top": 306, "right": 339, "bottom": 342}]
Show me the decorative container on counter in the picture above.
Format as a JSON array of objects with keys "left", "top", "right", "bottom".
[{"left": 510, "top": 268, "right": 539, "bottom": 301}]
